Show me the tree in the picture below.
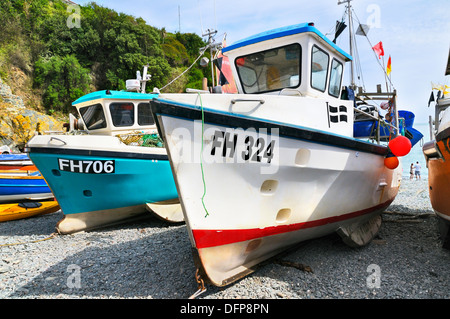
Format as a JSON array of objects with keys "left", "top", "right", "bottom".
[{"left": 34, "top": 55, "right": 91, "bottom": 113}]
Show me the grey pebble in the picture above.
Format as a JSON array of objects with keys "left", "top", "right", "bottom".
[{"left": 0, "top": 179, "right": 449, "bottom": 299}]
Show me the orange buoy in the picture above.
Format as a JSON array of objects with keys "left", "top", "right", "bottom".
[{"left": 384, "top": 155, "right": 399, "bottom": 169}]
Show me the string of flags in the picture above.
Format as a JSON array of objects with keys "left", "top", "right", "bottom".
[
  {"left": 372, "top": 41, "right": 392, "bottom": 77},
  {"left": 371, "top": 39, "right": 448, "bottom": 108}
]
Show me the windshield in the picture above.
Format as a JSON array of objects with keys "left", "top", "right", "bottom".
[
  {"left": 235, "top": 43, "right": 301, "bottom": 94},
  {"left": 79, "top": 104, "right": 107, "bottom": 130}
]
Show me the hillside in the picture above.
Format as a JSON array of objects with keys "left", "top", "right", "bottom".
[{"left": 0, "top": 0, "right": 211, "bottom": 149}]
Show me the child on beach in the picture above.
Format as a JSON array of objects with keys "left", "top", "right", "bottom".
[{"left": 410, "top": 163, "right": 414, "bottom": 180}]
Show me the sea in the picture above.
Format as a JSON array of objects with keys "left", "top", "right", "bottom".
[{"left": 399, "top": 122, "right": 430, "bottom": 180}]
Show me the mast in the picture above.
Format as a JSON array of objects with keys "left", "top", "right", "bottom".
[
  {"left": 202, "top": 28, "right": 218, "bottom": 88},
  {"left": 338, "top": 0, "right": 356, "bottom": 89}
]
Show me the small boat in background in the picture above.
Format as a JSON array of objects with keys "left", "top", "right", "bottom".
[
  {"left": 423, "top": 49, "right": 450, "bottom": 249},
  {"left": 0, "top": 153, "right": 36, "bottom": 171},
  {"left": 26, "top": 66, "right": 182, "bottom": 234},
  {"left": 0, "top": 169, "right": 40, "bottom": 176},
  {"left": 0, "top": 173, "right": 54, "bottom": 203},
  {"left": 0, "top": 200, "right": 60, "bottom": 223}
]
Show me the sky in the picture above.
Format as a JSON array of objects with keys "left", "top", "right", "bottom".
[{"left": 75, "top": 0, "right": 450, "bottom": 133}]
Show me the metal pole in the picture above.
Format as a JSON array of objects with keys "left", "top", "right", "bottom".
[
  {"left": 338, "top": 0, "right": 355, "bottom": 88},
  {"left": 202, "top": 29, "right": 218, "bottom": 88}
]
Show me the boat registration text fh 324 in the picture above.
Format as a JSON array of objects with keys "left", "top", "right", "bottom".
[
  {"left": 210, "top": 129, "right": 276, "bottom": 164},
  {"left": 58, "top": 158, "right": 115, "bottom": 174}
]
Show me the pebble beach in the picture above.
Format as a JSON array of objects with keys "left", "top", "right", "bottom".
[{"left": 1, "top": 178, "right": 449, "bottom": 301}]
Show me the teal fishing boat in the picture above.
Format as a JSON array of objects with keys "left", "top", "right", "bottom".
[{"left": 26, "top": 66, "right": 182, "bottom": 234}]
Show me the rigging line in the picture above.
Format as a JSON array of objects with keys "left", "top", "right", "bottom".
[
  {"left": 214, "top": 0, "right": 217, "bottom": 34},
  {"left": 198, "top": 0, "right": 204, "bottom": 34},
  {"left": 159, "top": 46, "right": 210, "bottom": 91},
  {"left": 351, "top": 18, "right": 366, "bottom": 90},
  {"left": 326, "top": 9, "right": 347, "bottom": 39},
  {"left": 351, "top": 8, "right": 394, "bottom": 90}
]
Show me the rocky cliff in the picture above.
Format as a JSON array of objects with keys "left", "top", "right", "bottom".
[{"left": 0, "top": 75, "right": 64, "bottom": 152}]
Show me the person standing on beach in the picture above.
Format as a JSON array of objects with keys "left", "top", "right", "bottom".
[
  {"left": 410, "top": 163, "right": 414, "bottom": 180},
  {"left": 414, "top": 161, "right": 421, "bottom": 180}
]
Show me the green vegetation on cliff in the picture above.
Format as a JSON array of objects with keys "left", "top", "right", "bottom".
[{"left": 0, "top": 0, "right": 210, "bottom": 115}]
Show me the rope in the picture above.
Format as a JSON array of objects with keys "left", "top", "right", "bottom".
[
  {"left": 0, "top": 232, "right": 57, "bottom": 247},
  {"left": 198, "top": 93, "right": 210, "bottom": 218}
]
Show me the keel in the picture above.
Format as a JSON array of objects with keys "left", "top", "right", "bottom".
[{"left": 337, "top": 215, "right": 382, "bottom": 247}]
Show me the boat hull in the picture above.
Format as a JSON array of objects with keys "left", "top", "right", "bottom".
[
  {"left": 151, "top": 98, "right": 401, "bottom": 286},
  {"left": 0, "top": 201, "right": 60, "bottom": 222},
  {"left": 424, "top": 128, "right": 450, "bottom": 248},
  {"left": 26, "top": 135, "right": 181, "bottom": 234}
]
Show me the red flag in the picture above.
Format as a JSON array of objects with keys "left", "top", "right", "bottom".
[{"left": 372, "top": 41, "right": 384, "bottom": 59}]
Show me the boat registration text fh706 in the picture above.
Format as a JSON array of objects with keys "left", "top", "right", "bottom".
[{"left": 58, "top": 158, "right": 115, "bottom": 174}]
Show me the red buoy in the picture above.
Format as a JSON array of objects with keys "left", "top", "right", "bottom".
[{"left": 388, "top": 135, "right": 412, "bottom": 157}]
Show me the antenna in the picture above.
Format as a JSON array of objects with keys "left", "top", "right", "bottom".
[
  {"left": 198, "top": 0, "right": 204, "bottom": 34},
  {"left": 178, "top": 5, "right": 181, "bottom": 33},
  {"left": 126, "top": 65, "right": 151, "bottom": 93}
]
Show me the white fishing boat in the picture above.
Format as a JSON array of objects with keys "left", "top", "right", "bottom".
[
  {"left": 150, "top": 2, "right": 418, "bottom": 287},
  {"left": 26, "top": 66, "right": 182, "bottom": 234}
]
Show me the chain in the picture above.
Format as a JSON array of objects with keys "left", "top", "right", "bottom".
[{"left": 188, "top": 268, "right": 207, "bottom": 299}]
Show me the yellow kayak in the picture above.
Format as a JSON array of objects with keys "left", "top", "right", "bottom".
[{"left": 0, "top": 201, "right": 60, "bottom": 222}]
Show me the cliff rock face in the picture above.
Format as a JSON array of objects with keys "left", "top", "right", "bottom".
[{"left": 0, "top": 76, "right": 64, "bottom": 152}]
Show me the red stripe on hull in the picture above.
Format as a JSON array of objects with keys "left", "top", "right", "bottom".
[{"left": 192, "top": 199, "right": 394, "bottom": 249}]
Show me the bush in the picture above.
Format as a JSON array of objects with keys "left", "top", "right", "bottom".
[{"left": 34, "top": 55, "right": 91, "bottom": 113}]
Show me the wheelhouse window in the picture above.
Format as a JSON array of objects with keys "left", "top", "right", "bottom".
[
  {"left": 137, "top": 102, "right": 155, "bottom": 125},
  {"left": 79, "top": 104, "right": 107, "bottom": 130},
  {"left": 110, "top": 102, "right": 135, "bottom": 127},
  {"left": 311, "top": 45, "right": 329, "bottom": 92},
  {"left": 235, "top": 43, "right": 301, "bottom": 94},
  {"left": 328, "top": 59, "right": 343, "bottom": 97}
]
